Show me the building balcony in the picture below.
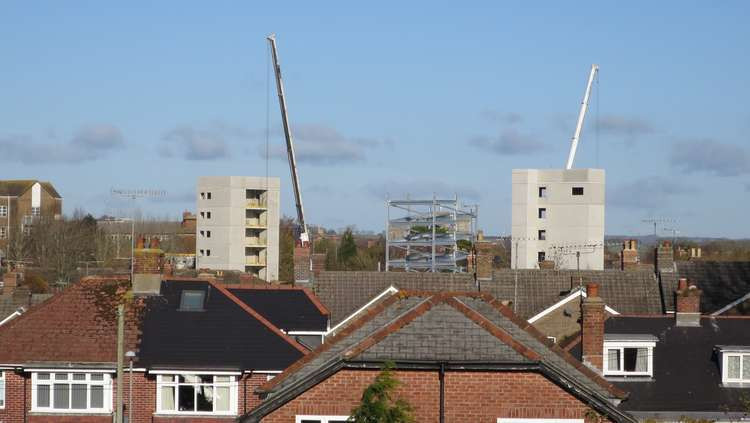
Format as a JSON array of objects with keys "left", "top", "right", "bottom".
[
  {"left": 246, "top": 200, "right": 267, "bottom": 210},
  {"left": 245, "top": 256, "right": 267, "bottom": 266},
  {"left": 245, "top": 218, "right": 267, "bottom": 228},
  {"left": 245, "top": 237, "right": 267, "bottom": 247}
]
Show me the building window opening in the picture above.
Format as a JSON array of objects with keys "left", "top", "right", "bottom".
[
  {"left": 538, "top": 230, "right": 546, "bottom": 241},
  {"left": 538, "top": 208, "right": 546, "bottom": 219},
  {"left": 538, "top": 187, "right": 547, "bottom": 198},
  {"left": 572, "top": 187, "right": 584, "bottom": 196},
  {"left": 537, "top": 251, "right": 546, "bottom": 262}
]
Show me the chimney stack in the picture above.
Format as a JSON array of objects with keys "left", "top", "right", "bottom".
[
  {"left": 675, "top": 278, "right": 702, "bottom": 327},
  {"left": 582, "top": 283, "right": 605, "bottom": 372},
  {"left": 294, "top": 245, "right": 312, "bottom": 285},
  {"left": 311, "top": 253, "right": 326, "bottom": 278},
  {"left": 132, "top": 235, "right": 164, "bottom": 295},
  {"left": 620, "top": 239, "right": 639, "bottom": 270},
  {"left": 475, "top": 241, "right": 494, "bottom": 280},
  {"left": 655, "top": 240, "right": 675, "bottom": 273}
]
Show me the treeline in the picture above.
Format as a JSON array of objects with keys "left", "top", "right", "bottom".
[{"left": 278, "top": 217, "right": 386, "bottom": 282}]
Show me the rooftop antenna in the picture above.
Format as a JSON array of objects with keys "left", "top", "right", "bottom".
[
  {"left": 566, "top": 64, "right": 599, "bottom": 170},
  {"left": 641, "top": 217, "right": 675, "bottom": 238}
]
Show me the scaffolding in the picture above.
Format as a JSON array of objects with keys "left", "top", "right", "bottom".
[{"left": 385, "top": 196, "right": 477, "bottom": 272}]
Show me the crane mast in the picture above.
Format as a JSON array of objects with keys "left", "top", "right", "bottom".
[
  {"left": 565, "top": 64, "right": 599, "bottom": 170},
  {"left": 267, "top": 34, "right": 309, "bottom": 245}
]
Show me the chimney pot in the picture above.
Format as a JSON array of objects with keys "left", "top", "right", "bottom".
[{"left": 586, "top": 282, "right": 600, "bottom": 298}]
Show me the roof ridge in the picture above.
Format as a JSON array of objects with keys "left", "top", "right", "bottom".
[
  {"left": 342, "top": 295, "right": 437, "bottom": 359},
  {"left": 258, "top": 290, "right": 403, "bottom": 392},
  {"left": 209, "top": 281, "right": 309, "bottom": 355},
  {"left": 482, "top": 296, "right": 628, "bottom": 399}
]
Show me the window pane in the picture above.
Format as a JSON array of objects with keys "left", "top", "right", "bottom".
[
  {"left": 623, "top": 348, "right": 638, "bottom": 372},
  {"left": 214, "top": 376, "right": 230, "bottom": 383},
  {"left": 37, "top": 384, "right": 50, "bottom": 407},
  {"left": 635, "top": 348, "right": 649, "bottom": 372},
  {"left": 71, "top": 384, "right": 87, "bottom": 409},
  {"left": 196, "top": 385, "right": 213, "bottom": 412},
  {"left": 743, "top": 355, "right": 750, "bottom": 380},
  {"left": 53, "top": 384, "right": 70, "bottom": 409},
  {"left": 160, "top": 375, "right": 174, "bottom": 383},
  {"left": 72, "top": 373, "right": 86, "bottom": 381},
  {"left": 181, "top": 374, "right": 199, "bottom": 384},
  {"left": 0, "top": 378, "right": 5, "bottom": 407},
  {"left": 215, "top": 386, "right": 230, "bottom": 411},
  {"left": 178, "top": 385, "right": 195, "bottom": 411},
  {"left": 90, "top": 374, "right": 104, "bottom": 381},
  {"left": 160, "top": 386, "right": 175, "bottom": 411},
  {"left": 607, "top": 349, "right": 620, "bottom": 371},
  {"left": 728, "top": 355, "right": 741, "bottom": 378},
  {"left": 37, "top": 373, "right": 50, "bottom": 381},
  {"left": 55, "top": 373, "right": 68, "bottom": 381},
  {"left": 90, "top": 385, "right": 104, "bottom": 409},
  {"left": 198, "top": 375, "right": 213, "bottom": 384},
  {"left": 301, "top": 421, "right": 322, "bottom": 423}
]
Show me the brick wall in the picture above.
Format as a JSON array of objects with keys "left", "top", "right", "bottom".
[
  {"left": 262, "top": 369, "right": 610, "bottom": 423},
  {"left": 0, "top": 371, "right": 266, "bottom": 423}
]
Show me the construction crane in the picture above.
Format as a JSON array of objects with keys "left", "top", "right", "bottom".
[
  {"left": 565, "top": 64, "right": 599, "bottom": 170},
  {"left": 267, "top": 34, "right": 309, "bottom": 246}
]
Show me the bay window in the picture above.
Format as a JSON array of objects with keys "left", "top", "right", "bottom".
[
  {"left": 156, "top": 374, "right": 237, "bottom": 415},
  {"left": 31, "top": 372, "right": 111, "bottom": 413}
]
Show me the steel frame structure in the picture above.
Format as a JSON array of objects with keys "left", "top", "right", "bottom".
[{"left": 385, "top": 196, "right": 477, "bottom": 272}]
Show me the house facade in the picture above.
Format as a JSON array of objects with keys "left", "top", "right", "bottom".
[
  {"left": 0, "top": 180, "right": 63, "bottom": 257},
  {"left": 244, "top": 291, "right": 635, "bottom": 423},
  {"left": 0, "top": 272, "right": 328, "bottom": 423}
]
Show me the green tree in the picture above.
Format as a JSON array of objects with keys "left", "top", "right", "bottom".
[
  {"left": 349, "top": 362, "right": 414, "bottom": 423},
  {"left": 338, "top": 228, "right": 358, "bottom": 267},
  {"left": 278, "top": 217, "right": 296, "bottom": 283}
]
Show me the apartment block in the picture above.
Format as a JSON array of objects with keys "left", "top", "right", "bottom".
[
  {"left": 196, "top": 176, "right": 280, "bottom": 281},
  {"left": 511, "top": 168, "right": 604, "bottom": 270},
  {"left": 0, "top": 180, "right": 62, "bottom": 256}
]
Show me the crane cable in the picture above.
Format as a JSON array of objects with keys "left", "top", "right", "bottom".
[
  {"left": 595, "top": 69, "right": 600, "bottom": 168},
  {"left": 265, "top": 41, "right": 271, "bottom": 191}
]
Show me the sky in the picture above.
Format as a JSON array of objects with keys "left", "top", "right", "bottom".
[{"left": 1, "top": 2, "right": 749, "bottom": 238}]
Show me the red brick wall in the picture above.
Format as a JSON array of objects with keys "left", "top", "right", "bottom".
[
  {"left": 262, "top": 369, "right": 611, "bottom": 423},
  {"left": 582, "top": 297, "right": 605, "bottom": 371},
  {"left": 0, "top": 371, "right": 266, "bottom": 423}
]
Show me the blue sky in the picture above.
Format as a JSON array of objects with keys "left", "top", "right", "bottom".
[{"left": 1, "top": 2, "right": 749, "bottom": 238}]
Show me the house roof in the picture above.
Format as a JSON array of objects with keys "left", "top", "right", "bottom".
[
  {"left": 314, "top": 269, "right": 662, "bottom": 325},
  {"left": 603, "top": 315, "right": 750, "bottom": 414},
  {"left": 136, "top": 280, "right": 315, "bottom": 371},
  {"left": 227, "top": 285, "right": 329, "bottom": 332},
  {"left": 245, "top": 290, "right": 633, "bottom": 423},
  {"left": 0, "top": 289, "right": 53, "bottom": 323},
  {"left": 0, "top": 180, "right": 61, "bottom": 198},
  {"left": 0, "top": 276, "right": 139, "bottom": 365},
  {"left": 659, "top": 261, "right": 750, "bottom": 314}
]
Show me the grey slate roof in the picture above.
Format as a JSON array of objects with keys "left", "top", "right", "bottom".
[
  {"left": 659, "top": 261, "right": 750, "bottom": 314},
  {"left": 314, "top": 269, "right": 662, "bottom": 325},
  {"left": 258, "top": 292, "right": 623, "bottom": 402}
]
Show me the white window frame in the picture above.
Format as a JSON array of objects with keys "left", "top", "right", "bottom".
[
  {"left": 155, "top": 373, "right": 238, "bottom": 416},
  {"left": 31, "top": 207, "right": 41, "bottom": 217},
  {"left": 498, "top": 419, "right": 583, "bottom": 423},
  {"left": 603, "top": 341, "right": 656, "bottom": 377},
  {"left": 0, "top": 227, "right": 6, "bottom": 239},
  {"left": 31, "top": 371, "right": 113, "bottom": 413},
  {"left": 0, "top": 371, "right": 5, "bottom": 409},
  {"left": 0, "top": 205, "right": 7, "bottom": 217},
  {"left": 721, "top": 351, "right": 750, "bottom": 384},
  {"left": 295, "top": 416, "right": 350, "bottom": 423}
]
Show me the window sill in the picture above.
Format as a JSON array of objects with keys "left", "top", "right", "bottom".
[
  {"left": 604, "top": 376, "right": 654, "bottom": 382},
  {"left": 153, "top": 413, "right": 237, "bottom": 418},
  {"left": 30, "top": 411, "right": 113, "bottom": 416},
  {"left": 721, "top": 382, "right": 750, "bottom": 388}
]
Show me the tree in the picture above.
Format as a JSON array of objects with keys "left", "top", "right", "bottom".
[
  {"left": 338, "top": 228, "right": 358, "bottom": 267},
  {"left": 349, "top": 362, "right": 414, "bottom": 423},
  {"left": 278, "top": 217, "right": 296, "bottom": 283}
]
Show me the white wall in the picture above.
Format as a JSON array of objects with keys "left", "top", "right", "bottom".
[
  {"left": 196, "top": 176, "right": 280, "bottom": 281},
  {"left": 511, "top": 169, "right": 604, "bottom": 270}
]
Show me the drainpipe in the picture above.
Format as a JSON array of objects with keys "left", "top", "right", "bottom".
[{"left": 439, "top": 362, "right": 445, "bottom": 423}]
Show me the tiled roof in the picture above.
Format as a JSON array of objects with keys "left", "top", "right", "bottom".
[
  {"left": 314, "top": 269, "right": 662, "bottom": 325},
  {"left": 0, "top": 276, "right": 140, "bottom": 365},
  {"left": 659, "top": 261, "right": 750, "bottom": 314},
  {"left": 0, "top": 180, "right": 61, "bottom": 198},
  {"left": 246, "top": 291, "right": 632, "bottom": 422},
  {"left": 136, "top": 280, "right": 313, "bottom": 371}
]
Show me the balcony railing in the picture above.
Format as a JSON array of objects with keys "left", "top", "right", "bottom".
[
  {"left": 246, "top": 199, "right": 267, "bottom": 209},
  {"left": 245, "top": 237, "right": 267, "bottom": 246},
  {"left": 245, "top": 256, "right": 267, "bottom": 266},
  {"left": 245, "top": 218, "right": 267, "bottom": 228}
]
